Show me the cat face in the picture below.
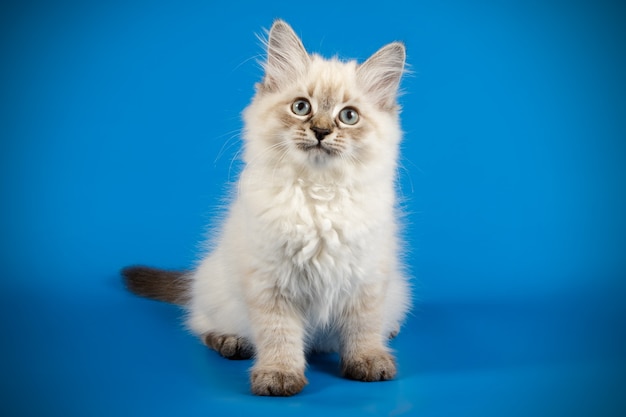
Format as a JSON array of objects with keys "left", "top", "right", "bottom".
[
  {"left": 243, "top": 20, "right": 405, "bottom": 173},
  {"left": 266, "top": 57, "right": 377, "bottom": 167}
]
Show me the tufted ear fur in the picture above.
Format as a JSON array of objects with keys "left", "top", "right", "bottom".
[
  {"left": 261, "top": 19, "right": 310, "bottom": 91},
  {"left": 357, "top": 42, "right": 406, "bottom": 110}
]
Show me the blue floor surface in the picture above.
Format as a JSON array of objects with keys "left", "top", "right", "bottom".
[
  {"left": 2, "top": 286, "right": 624, "bottom": 416},
  {"left": 2, "top": 1, "right": 625, "bottom": 416}
]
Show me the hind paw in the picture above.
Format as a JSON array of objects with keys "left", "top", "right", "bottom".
[{"left": 203, "top": 333, "right": 254, "bottom": 360}]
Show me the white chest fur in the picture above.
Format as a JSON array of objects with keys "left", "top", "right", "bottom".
[{"left": 238, "top": 173, "right": 393, "bottom": 325}]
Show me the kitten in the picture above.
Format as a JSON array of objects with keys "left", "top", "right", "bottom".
[{"left": 123, "top": 19, "right": 410, "bottom": 396}]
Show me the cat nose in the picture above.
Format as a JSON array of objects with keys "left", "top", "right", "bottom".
[{"left": 311, "top": 126, "right": 332, "bottom": 141}]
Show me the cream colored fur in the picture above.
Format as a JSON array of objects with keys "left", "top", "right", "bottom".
[{"left": 186, "top": 20, "right": 410, "bottom": 395}]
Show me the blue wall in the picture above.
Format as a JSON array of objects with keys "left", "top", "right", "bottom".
[{"left": 2, "top": 0, "right": 624, "bottom": 302}]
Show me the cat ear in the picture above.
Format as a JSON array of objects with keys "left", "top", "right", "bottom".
[
  {"left": 357, "top": 42, "right": 406, "bottom": 109},
  {"left": 262, "top": 20, "right": 310, "bottom": 91}
]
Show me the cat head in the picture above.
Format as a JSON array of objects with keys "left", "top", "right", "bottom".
[{"left": 243, "top": 20, "right": 405, "bottom": 176}]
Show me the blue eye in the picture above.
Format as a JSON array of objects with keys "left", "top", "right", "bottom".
[
  {"left": 292, "top": 99, "right": 311, "bottom": 116},
  {"left": 338, "top": 107, "right": 359, "bottom": 125}
]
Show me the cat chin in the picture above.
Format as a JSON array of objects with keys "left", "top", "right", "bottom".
[
  {"left": 300, "top": 147, "right": 343, "bottom": 168},
  {"left": 308, "top": 153, "right": 333, "bottom": 167}
]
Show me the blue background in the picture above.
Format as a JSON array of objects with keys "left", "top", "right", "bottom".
[{"left": 1, "top": 0, "right": 625, "bottom": 415}]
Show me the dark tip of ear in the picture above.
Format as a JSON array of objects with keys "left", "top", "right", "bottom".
[
  {"left": 272, "top": 18, "right": 288, "bottom": 27},
  {"left": 393, "top": 42, "right": 406, "bottom": 54},
  {"left": 385, "top": 42, "right": 406, "bottom": 60},
  {"left": 270, "top": 19, "right": 290, "bottom": 33}
]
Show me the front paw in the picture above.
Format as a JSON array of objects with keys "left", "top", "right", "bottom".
[
  {"left": 341, "top": 350, "right": 397, "bottom": 382},
  {"left": 250, "top": 368, "right": 307, "bottom": 396}
]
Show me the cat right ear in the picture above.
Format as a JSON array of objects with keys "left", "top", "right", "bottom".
[
  {"left": 357, "top": 42, "right": 406, "bottom": 110},
  {"left": 261, "top": 19, "right": 309, "bottom": 91}
]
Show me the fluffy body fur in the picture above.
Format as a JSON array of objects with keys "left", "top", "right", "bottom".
[{"left": 123, "top": 20, "right": 410, "bottom": 396}]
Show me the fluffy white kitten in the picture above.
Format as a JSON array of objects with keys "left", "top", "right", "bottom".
[{"left": 123, "top": 19, "right": 410, "bottom": 396}]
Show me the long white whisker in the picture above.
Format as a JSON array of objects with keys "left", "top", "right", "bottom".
[
  {"left": 228, "top": 147, "right": 244, "bottom": 182},
  {"left": 396, "top": 157, "right": 416, "bottom": 195},
  {"left": 215, "top": 129, "right": 244, "bottom": 164},
  {"left": 232, "top": 53, "right": 265, "bottom": 73}
]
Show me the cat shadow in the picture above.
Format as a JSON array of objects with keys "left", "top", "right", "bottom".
[
  {"left": 307, "top": 351, "right": 343, "bottom": 378},
  {"left": 197, "top": 350, "right": 345, "bottom": 395}
]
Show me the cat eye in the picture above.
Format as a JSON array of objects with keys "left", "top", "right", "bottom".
[
  {"left": 338, "top": 107, "right": 359, "bottom": 125},
  {"left": 291, "top": 99, "right": 312, "bottom": 116}
]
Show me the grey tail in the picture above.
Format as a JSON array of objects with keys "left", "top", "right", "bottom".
[{"left": 121, "top": 266, "right": 190, "bottom": 305}]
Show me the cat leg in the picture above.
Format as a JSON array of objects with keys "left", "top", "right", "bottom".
[
  {"left": 339, "top": 283, "right": 397, "bottom": 382},
  {"left": 247, "top": 291, "right": 308, "bottom": 396}
]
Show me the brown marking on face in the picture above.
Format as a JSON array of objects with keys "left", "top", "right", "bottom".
[
  {"left": 339, "top": 120, "right": 371, "bottom": 143},
  {"left": 321, "top": 97, "right": 333, "bottom": 112},
  {"left": 310, "top": 113, "right": 335, "bottom": 132},
  {"left": 279, "top": 111, "right": 296, "bottom": 129}
]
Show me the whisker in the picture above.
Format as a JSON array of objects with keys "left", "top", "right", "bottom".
[
  {"left": 228, "top": 147, "right": 244, "bottom": 182},
  {"left": 215, "top": 129, "right": 244, "bottom": 164},
  {"left": 231, "top": 53, "right": 266, "bottom": 73},
  {"left": 396, "top": 159, "right": 415, "bottom": 195}
]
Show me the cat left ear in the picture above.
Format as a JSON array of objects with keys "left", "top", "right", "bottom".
[
  {"left": 357, "top": 42, "right": 406, "bottom": 110},
  {"left": 262, "top": 20, "right": 310, "bottom": 91}
]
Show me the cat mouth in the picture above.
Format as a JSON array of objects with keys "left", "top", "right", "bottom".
[{"left": 299, "top": 142, "right": 338, "bottom": 156}]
